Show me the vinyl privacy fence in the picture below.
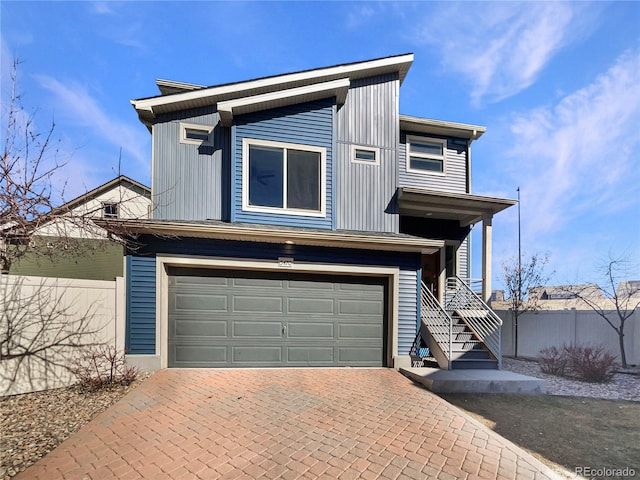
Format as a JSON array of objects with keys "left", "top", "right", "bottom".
[
  {"left": 497, "top": 308, "right": 639, "bottom": 365},
  {"left": 0, "top": 275, "right": 124, "bottom": 396}
]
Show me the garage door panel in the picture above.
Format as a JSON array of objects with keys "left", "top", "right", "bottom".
[
  {"left": 232, "top": 277, "right": 284, "bottom": 289},
  {"left": 168, "top": 269, "right": 386, "bottom": 368},
  {"left": 174, "top": 345, "right": 228, "bottom": 364},
  {"left": 288, "top": 347, "right": 334, "bottom": 363},
  {"left": 233, "top": 321, "right": 283, "bottom": 338},
  {"left": 338, "top": 346, "right": 384, "bottom": 363},
  {"left": 174, "top": 294, "right": 228, "bottom": 312},
  {"left": 288, "top": 280, "right": 335, "bottom": 290},
  {"left": 233, "top": 346, "right": 282, "bottom": 363},
  {"left": 287, "top": 297, "right": 335, "bottom": 314},
  {"left": 175, "top": 320, "right": 228, "bottom": 337},
  {"left": 339, "top": 324, "right": 383, "bottom": 339},
  {"left": 233, "top": 296, "right": 283, "bottom": 312},
  {"left": 339, "top": 299, "right": 384, "bottom": 315},
  {"left": 287, "top": 322, "right": 334, "bottom": 339}
]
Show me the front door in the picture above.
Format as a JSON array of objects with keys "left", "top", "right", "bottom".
[{"left": 421, "top": 251, "right": 440, "bottom": 299}]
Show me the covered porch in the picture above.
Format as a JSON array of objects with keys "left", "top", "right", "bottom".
[{"left": 397, "top": 187, "right": 517, "bottom": 370}]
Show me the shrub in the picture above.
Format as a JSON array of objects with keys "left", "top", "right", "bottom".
[
  {"left": 564, "top": 344, "right": 616, "bottom": 383},
  {"left": 70, "top": 346, "right": 139, "bottom": 390},
  {"left": 538, "top": 346, "right": 568, "bottom": 376}
]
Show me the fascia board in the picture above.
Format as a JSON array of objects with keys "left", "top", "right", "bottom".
[
  {"left": 400, "top": 115, "right": 487, "bottom": 140},
  {"left": 107, "top": 220, "right": 442, "bottom": 254},
  {"left": 131, "top": 54, "right": 413, "bottom": 116},
  {"left": 217, "top": 79, "right": 350, "bottom": 126}
]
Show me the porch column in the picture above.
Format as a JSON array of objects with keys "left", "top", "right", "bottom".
[{"left": 482, "top": 214, "right": 493, "bottom": 302}]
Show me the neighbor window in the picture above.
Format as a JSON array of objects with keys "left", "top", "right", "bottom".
[
  {"left": 407, "top": 136, "right": 446, "bottom": 174},
  {"left": 351, "top": 145, "right": 380, "bottom": 165},
  {"left": 180, "top": 123, "right": 213, "bottom": 145},
  {"left": 242, "top": 138, "right": 326, "bottom": 216},
  {"left": 102, "top": 202, "right": 119, "bottom": 219}
]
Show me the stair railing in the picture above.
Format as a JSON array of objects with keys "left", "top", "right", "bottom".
[
  {"left": 420, "top": 281, "right": 453, "bottom": 369},
  {"left": 444, "top": 276, "right": 503, "bottom": 369}
]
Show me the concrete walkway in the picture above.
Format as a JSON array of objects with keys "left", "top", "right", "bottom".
[{"left": 17, "top": 369, "right": 559, "bottom": 479}]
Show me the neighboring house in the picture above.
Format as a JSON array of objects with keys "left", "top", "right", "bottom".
[
  {"left": 10, "top": 175, "right": 151, "bottom": 281},
  {"left": 118, "top": 53, "right": 516, "bottom": 371}
]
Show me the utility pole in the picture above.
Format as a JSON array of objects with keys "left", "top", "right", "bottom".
[{"left": 515, "top": 187, "right": 522, "bottom": 358}]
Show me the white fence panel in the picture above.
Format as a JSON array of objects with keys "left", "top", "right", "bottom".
[
  {"left": 1, "top": 275, "right": 121, "bottom": 396},
  {"left": 498, "top": 308, "right": 638, "bottom": 365}
]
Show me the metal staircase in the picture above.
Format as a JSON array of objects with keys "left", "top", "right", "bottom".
[{"left": 412, "top": 278, "right": 502, "bottom": 370}]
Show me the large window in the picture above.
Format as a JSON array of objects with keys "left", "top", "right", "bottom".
[
  {"left": 406, "top": 136, "right": 446, "bottom": 174},
  {"left": 242, "top": 138, "right": 326, "bottom": 216}
]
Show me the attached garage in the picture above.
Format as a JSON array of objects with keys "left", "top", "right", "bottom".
[{"left": 167, "top": 267, "right": 388, "bottom": 368}]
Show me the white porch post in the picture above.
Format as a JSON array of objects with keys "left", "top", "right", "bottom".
[{"left": 482, "top": 214, "right": 493, "bottom": 302}]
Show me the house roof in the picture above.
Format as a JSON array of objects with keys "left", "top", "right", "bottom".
[
  {"left": 399, "top": 115, "right": 486, "bottom": 141},
  {"left": 131, "top": 53, "right": 414, "bottom": 127},
  {"left": 54, "top": 175, "right": 151, "bottom": 214},
  {"left": 397, "top": 188, "right": 517, "bottom": 227},
  {"left": 100, "top": 218, "right": 443, "bottom": 254}
]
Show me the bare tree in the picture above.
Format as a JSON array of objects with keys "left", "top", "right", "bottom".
[
  {"left": 0, "top": 59, "right": 118, "bottom": 394},
  {"left": 569, "top": 258, "right": 639, "bottom": 369},
  {"left": 502, "top": 252, "right": 552, "bottom": 358}
]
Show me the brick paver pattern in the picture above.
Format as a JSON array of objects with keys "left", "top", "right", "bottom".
[{"left": 17, "top": 369, "right": 558, "bottom": 479}]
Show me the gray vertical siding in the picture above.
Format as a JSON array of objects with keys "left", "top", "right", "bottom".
[
  {"left": 335, "top": 74, "right": 399, "bottom": 233},
  {"left": 398, "top": 268, "right": 418, "bottom": 355},
  {"left": 458, "top": 237, "right": 470, "bottom": 278},
  {"left": 398, "top": 132, "right": 467, "bottom": 193},
  {"left": 233, "top": 99, "right": 334, "bottom": 229},
  {"left": 152, "top": 108, "right": 227, "bottom": 220}
]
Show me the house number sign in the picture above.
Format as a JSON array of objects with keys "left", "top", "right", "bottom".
[{"left": 278, "top": 257, "right": 294, "bottom": 268}]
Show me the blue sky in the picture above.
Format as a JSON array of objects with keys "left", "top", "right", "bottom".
[{"left": 2, "top": 1, "right": 639, "bottom": 288}]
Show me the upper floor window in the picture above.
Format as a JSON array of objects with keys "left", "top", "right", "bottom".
[
  {"left": 102, "top": 202, "right": 119, "bottom": 218},
  {"left": 406, "top": 136, "right": 446, "bottom": 174},
  {"left": 180, "top": 123, "right": 213, "bottom": 145},
  {"left": 351, "top": 145, "right": 380, "bottom": 165},
  {"left": 242, "top": 138, "right": 326, "bottom": 217}
]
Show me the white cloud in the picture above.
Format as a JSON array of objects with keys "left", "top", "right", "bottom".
[
  {"left": 33, "top": 74, "right": 149, "bottom": 170},
  {"left": 412, "top": 3, "right": 595, "bottom": 105}
]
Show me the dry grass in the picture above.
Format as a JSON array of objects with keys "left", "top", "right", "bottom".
[{"left": 440, "top": 393, "right": 640, "bottom": 479}]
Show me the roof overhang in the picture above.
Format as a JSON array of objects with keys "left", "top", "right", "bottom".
[
  {"left": 217, "top": 79, "right": 349, "bottom": 127},
  {"left": 131, "top": 53, "right": 413, "bottom": 127},
  {"left": 101, "top": 219, "right": 443, "bottom": 254},
  {"left": 400, "top": 115, "right": 486, "bottom": 141},
  {"left": 397, "top": 187, "right": 516, "bottom": 227}
]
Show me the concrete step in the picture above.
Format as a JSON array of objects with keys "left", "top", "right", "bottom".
[
  {"left": 400, "top": 367, "right": 546, "bottom": 394},
  {"left": 451, "top": 358, "right": 498, "bottom": 370}
]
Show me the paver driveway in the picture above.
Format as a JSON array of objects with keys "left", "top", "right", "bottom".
[{"left": 18, "top": 369, "right": 558, "bottom": 479}]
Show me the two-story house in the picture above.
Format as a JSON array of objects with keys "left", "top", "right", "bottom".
[{"left": 116, "top": 53, "right": 515, "bottom": 372}]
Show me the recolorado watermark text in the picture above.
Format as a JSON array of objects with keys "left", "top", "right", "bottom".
[{"left": 575, "top": 466, "right": 636, "bottom": 478}]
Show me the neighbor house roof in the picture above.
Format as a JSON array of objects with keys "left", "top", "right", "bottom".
[{"left": 53, "top": 175, "right": 151, "bottom": 215}]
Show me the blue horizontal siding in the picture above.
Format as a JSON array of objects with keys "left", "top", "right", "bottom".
[
  {"left": 233, "top": 99, "right": 334, "bottom": 229},
  {"left": 126, "top": 256, "right": 156, "bottom": 354}
]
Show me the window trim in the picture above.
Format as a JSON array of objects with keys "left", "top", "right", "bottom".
[
  {"left": 406, "top": 135, "right": 447, "bottom": 176},
  {"left": 180, "top": 122, "right": 214, "bottom": 145},
  {"left": 241, "top": 138, "right": 327, "bottom": 218},
  {"left": 350, "top": 144, "right": 380, "bottom": 166},
  {"left": 102, "top": 202, "right": 119, "bottom": 219}
]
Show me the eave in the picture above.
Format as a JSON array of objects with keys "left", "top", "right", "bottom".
[
  {"left": 100, "top": 219, "right": 443, "bottom": 254},
  {"left": 217, "top": 79, "right": 350, "bottom": 127},
  {"left": 400, "top": 115, "right": 486, "bottom": 141},
  {"left": 132, "top": 53, "right": 414, "bottom": 127},
  {"left": 397, "top": 187, "right": 516, "bottom": 227}
]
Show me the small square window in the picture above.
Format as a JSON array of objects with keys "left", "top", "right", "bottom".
[
  {"left": 103, "top": 203, "right": 118, "bottom": 218},
  {"left": 180, "top": 123, "right": 213, "bottom": 145},
  {"left": 406, "top": 136, "right": 446, "bottom": 174},
  {"left": 351, "top": 145, "right": 380, "bottom": 165}
]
